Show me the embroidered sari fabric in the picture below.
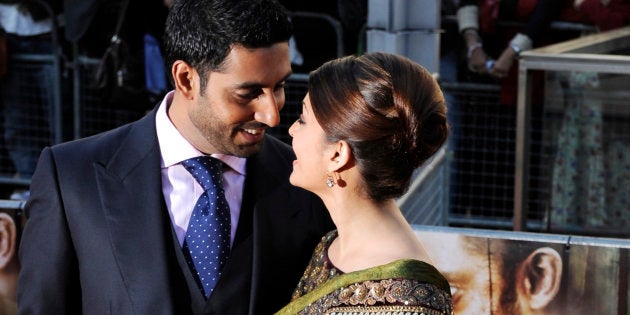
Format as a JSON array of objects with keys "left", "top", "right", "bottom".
[{"left": 275, "top": 231, "right": 454, "bottom": 315}]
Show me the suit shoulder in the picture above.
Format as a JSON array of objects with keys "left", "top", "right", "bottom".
[
  {"left": 51, "top": 123, "right": 134, "bottom": 157},
  {"left": 51, "top": 112, "right": 156, "bottom": 160}
]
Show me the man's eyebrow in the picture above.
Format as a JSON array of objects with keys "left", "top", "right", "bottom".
[
  {"left": 279, "top": 72, "right": 292, "bottom": 83},
  {"left": 233, "top": 72, "right": 293, "bottom": 90}
]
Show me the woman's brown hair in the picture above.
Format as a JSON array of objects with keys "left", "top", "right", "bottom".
[{"left": 308, "top": 52, "right": 448, "bottom": 202}]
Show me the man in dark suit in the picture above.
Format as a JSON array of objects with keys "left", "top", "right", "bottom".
[{"left": 17, "top": 0, "right": 333, "bottom": 314}]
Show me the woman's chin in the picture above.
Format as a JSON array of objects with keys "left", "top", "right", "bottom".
[
  {"left": 289, "top": 174, "right": 307, "bottom": 190},
  {"left": 288, "top": 173, "right": 298, "bottom": 187}
]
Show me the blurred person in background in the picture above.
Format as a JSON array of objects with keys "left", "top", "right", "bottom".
[{"left": 0, "top": 0, "right": 63, "bottom": 200}]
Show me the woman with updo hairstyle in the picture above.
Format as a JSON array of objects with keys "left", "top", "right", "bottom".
[{"left": 276, "top": 52, "right": 453, "bottom": 315}]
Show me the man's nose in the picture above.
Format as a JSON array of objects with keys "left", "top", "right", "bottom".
[{"left": 254, "top": 93, "right": 281, "bottom": 127}]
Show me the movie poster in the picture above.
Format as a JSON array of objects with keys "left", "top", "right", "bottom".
[{"left": 416, "top": 227, "right": 630, "bottom": 315}]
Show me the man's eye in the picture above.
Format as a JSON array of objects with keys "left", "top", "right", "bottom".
[
  {"left": 238, "top": 93, "right": 258, "bottom": 100},
  {"left": 237, "top": 89, "right": 263, "bottom": 100},
  {"left": 449, "top": 285, "right": 462, "bottom": 304}
]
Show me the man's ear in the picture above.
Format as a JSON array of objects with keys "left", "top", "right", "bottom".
[
  {"left": 172, "top": 60, "right": 197, "bottom": 100},
  {"left": 518, "top": 247, "right": 563, "bottom": 310},
  {"left": 0, "top": 213, "right": 17, "bottom": 269}
]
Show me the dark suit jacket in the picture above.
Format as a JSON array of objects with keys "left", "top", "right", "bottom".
[{"left": 17, "top": 107, "right": 333, "bottom": 314}]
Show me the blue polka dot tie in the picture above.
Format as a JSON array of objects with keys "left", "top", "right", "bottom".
[{"left": 181, "top": 156, "right": 231, "bottom": 298}]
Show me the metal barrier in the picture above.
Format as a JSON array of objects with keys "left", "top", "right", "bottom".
[
  {"left": 0, "top": 199, "right": 25, "bottom": 214},
  {"left": 433, "top": 16, "right": 606, "bottom": 233},
  {"left": 0, "top": 199, "right": 25, "bottom": 218},
  {"left": 396, "top": 79, "right": 550, "bottom": 231},
  {"left": 290, "top": 11, "right": 344, "bottom": 58},
  {"left": 288, "top": 11, "right": 345, "bottom": 73},
  {"left": 440, "top": 81, "right": 533, "bottom": 228},
  {"left": 72, "top": 54, "right": 149, "bottom": 139},
  {"left": 516, "top": 26, "right": 630, "bottom": 238},
  {"left": 0, "top": 0, "right": 64, "bottom": 191},
  {"left": 397, "top": 147, "right": 449, "bottom": 226},
  {"left": 4, "top": 6, "right": 625, "bottom": 239},
  {"left": 0, "top": 198, "right": 25, "bottom": 241}
]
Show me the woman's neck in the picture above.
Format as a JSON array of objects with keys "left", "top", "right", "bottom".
[{"left": 324, "top": 196, "right": 429, "bottom": 273}]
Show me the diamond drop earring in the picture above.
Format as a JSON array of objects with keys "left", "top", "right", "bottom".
[{"left": 326, "top": 175, "right": 335, "bottom": 188}]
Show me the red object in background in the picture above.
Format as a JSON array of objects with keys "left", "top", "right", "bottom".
[{"left": 561, "top": 0, "right": 630, "bottom": 31}]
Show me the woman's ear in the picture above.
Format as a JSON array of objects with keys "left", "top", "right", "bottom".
[
  {"left": 517, "top": 247, "right": 563, "bottom": 310},
  {"left": 0, "top": 213, "right": 17, "bottom": 269},
  {"left": 172, "top": 60, "right": 197, "bottom": 100},
  {"left": 328, "top": 140, "right": 352, "bottom": 172}
]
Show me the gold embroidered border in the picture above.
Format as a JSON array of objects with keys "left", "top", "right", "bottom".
[
  {"left": 299, "top": 279, "right": 451, "bottom": 315},
  {"left": 325, "top": 304, "right": 445, "bottom": 315}
]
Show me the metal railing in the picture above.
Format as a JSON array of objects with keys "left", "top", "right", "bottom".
[{"left": 515, "top": 26, "right": 630, "bottom": 237}]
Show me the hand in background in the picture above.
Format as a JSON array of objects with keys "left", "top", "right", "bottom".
[
  {"left": 489, "top": 46, "right": 517, "bottom": 79},
  {"left": 468, "top": 45, "right": 490, "bottom": 74},
  {"left": 463, "top": 29, "right": 490, "bottom": 74}
]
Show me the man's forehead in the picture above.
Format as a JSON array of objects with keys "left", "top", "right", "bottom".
[
  {"left": 222, "top": 43, "right": 290, "bottom": 64},
  {"left": 209, "top": 43, "right": 291, "bottom": 83}
]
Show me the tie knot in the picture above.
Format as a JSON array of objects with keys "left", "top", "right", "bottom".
[{"left": 181, "top": 156, "right": 224, "bottom": 192}]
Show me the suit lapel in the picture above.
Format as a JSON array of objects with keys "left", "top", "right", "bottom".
[
  {"left": 94, "top": 111, "right": 187, "bottom": 312},
  {"left": 246, "top": 136, "right": 297, "bottom": 314}
]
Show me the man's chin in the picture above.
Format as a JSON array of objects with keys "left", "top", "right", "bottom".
[{"left": 231, "top": 140, "right": 264, "bottom": 157}]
